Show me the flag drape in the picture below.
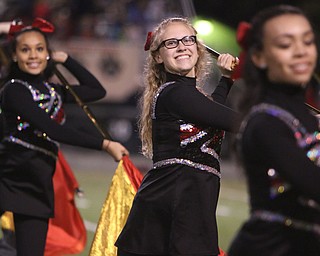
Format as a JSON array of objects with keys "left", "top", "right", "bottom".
[
  {"left": 44, "top": 150, "right": 87, "bottom": 256},
  {"left": 89, "top": 156, "right": 143, "bottom": 256}
]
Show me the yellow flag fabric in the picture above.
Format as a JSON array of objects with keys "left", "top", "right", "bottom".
[
  {"left": 89, "top": 156, "right": 143, "bottom": 256},
  {"left": 0, "top": 212, "right": 14, "bottom": 231}
]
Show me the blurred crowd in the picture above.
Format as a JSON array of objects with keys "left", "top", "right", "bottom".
[{"left": 0, "top": 0, "right": 182, "bottom": 41}]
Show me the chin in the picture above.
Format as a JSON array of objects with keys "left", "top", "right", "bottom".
[{"left": 27, "top": 70, "right": 42, "bottom": 75}]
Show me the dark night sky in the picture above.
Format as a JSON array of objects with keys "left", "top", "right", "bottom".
[{"left": 193, "top": 0, "right": 320, "bottom": 29}]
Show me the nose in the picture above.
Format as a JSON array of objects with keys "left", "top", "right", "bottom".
[
  {"left": 294, "top": 41, "right": 307, "bottom": 57},
  {"left": 28, "top": 49, "right": 38, "bottom": 58},
  {"left": 176, "top": 40, "right": 186, "bottom": 51}
]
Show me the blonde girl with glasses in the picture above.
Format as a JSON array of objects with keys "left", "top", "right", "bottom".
[{"left": 115, "top": 17, "right": 239, "bottom": 256}]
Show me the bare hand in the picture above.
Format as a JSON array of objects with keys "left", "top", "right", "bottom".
[
  {"left": 103, "top": 140, "right": 129, "bottom": 162},
  {"left": 217, "top": 53, "right": 239, "bottom": 78},
  {"left": 0, "top": 22, "right": 11, "bottom": 34},
  {"left": 51, "top": 51, "right": 68, "bottom": 63}
]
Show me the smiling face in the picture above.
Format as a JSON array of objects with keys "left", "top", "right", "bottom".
[
  {"left": 155, "top": 22, "right": 199, "bottom": 77},
  {"left": 13, "top": 30, "right": 49, "bottom": 75},
  {"left": 252, "top": 14, "right": 317, "bottom": 86}
]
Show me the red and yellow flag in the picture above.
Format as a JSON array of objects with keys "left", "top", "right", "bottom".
[{"left": 89, "top": 156, "right": 143, "bottom": 256}]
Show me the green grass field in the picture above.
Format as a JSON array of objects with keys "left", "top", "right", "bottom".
[{"left": 69, "top": 155, "right": 249, "bottom": 256}]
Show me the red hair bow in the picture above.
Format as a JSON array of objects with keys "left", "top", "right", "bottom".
[
  {"left": 236, "top": 21, "right": 251, "bottom": 51},
  {"left": 8, "top": 17, "right": 55, "bottom": 37},
  {"left": 232, "top": 21, "right": 252, "bottom": 80},
  {"left": 144, "top": 32, "right": 153, "bottom": 51}
]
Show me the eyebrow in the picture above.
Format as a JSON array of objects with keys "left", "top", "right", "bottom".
[
  {"left": 273, "top": 29, "right": 314, "bottom": 40},
  {"left": 19, "top": 42, "right": 45, "bottom": 47}
]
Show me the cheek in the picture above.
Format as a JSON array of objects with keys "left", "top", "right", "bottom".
[{"left": 265, "top": 51, "right": 288, "bottom": 70}]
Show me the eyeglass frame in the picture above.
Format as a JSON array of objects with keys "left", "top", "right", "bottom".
[{"left": 156, "top": 35, "right": 197, "bottom": 51}]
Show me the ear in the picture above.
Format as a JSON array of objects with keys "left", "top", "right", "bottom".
[
  {"left": 251, "top": 50, "right": 267, "bottom": 69},
  {"left": 154, "top": 53, "right": 163, "bottom": 64}
]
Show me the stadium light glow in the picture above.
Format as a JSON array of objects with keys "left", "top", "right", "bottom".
[
  {"left": 192, "top": 17, "right": 240, "bottom": 56},
  {"left": 193, "top": 20, "right": 214, "bottom": 36}
]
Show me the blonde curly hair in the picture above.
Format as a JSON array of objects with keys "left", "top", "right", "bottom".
[{"left": 138, "top": 17, "right": 213, "bottom": 158}]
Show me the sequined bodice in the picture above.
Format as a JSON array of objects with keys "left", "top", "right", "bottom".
[
  {"left": 246, "top": 103, "right": 320, "bottom": 165},
  {"left": 241, "top": 102, "right": 320, "bottom": 235},
  {"left": 242, "top": 103, "right": 320, "bottom": 198},
  {"left": 1, "top": 79, "right": 64, "bottom": 158},
  {"left": 242, "top": 102, "right": 320, "bottom": 214},
  {"left": 151, "top": 81, "right": 225, "bottom": 178}
]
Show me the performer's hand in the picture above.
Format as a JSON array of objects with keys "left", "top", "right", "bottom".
[
  {"left": 103, "top": 140, "right": 129, "bottom": 162},
  {"left": 217, "top": 53, "right": 239, "bottom": 78},
  {"left": 0, "top": 21, "right": 11, "bottom": 34},
  {"left": 51, "top": 51, "right": 68, "bottom": 63}
]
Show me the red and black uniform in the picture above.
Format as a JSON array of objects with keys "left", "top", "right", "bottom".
[
  {"left": 0, "top": 56, "right": 105, "bottom": 255},
  {"left": 0, "top": 56, "right": 105, "bottom": 217},
  {"left": 116, "top": 72, "right": 239, "bottom": 256},
  {"left": 228, "top": 82, "right": 320, "bottom": 256}
]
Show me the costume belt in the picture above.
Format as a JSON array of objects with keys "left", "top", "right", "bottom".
[
  {"left": 3, "top": 136, "right": 57, "bottom": 160},
  {"left": 252, "top": 209, "right": 320, "bottom": 236},
  {"left": 153, "top": 158, "right": 221, "bottom": 178}
]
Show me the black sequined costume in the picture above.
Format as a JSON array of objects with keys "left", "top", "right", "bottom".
[
  {"left": 116, "top": 72, "right": 239, "bottom": 256},
  {"left": 228, "top": 82, "right": 320, "bottom": 256},
  {"left": 0, "top": 56, "right": 105, "bottom": 218}
]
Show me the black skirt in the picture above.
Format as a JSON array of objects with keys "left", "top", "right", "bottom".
[
  {"left": 0, "top": 143, "right": 56, "bottom": 218},
  {"left": 115, "top": 165, "right": 220, "bottom": 256}
]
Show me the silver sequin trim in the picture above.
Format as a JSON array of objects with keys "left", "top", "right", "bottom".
[
  {"left": 151, "top": 81, "right": 175, "bottom": 119},
  {"left": 201, "top": 137, "right": 220, "bottom": 160},
  {"left": 181, "top": 129, "right": 208, "bottom": 147},
  {"left": 252, "top": 210, "right": 320, "bottom": 236},
  {"left": 239, "top": 103, "right": 305, "bottom": 137},
  {"left": 4, "top": 136, "right": 57, "bottom": 160},
  {"left": 10, "top": 79, "right": 64, "bottom": 131},
  {"left": 153, "top": 158, "right": 221, "bottom": 178}
]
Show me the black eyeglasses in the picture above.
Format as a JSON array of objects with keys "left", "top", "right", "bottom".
[{"left": 157, "top": 35, "right": 197, "bottom": 50}]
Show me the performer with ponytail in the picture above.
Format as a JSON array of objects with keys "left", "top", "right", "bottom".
[
  {"left": 0, "top": 18, "right": 129, "bottom": 256},
  {"left": 115, "top": 17, "right": 239, "bottom": 256},
  {"left": 228, "top": 5, "right": 320, "bottom": 256}
]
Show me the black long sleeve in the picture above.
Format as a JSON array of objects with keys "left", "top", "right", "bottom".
[
  {"left": 57, "top": 56, "right": 106, "bottom": 102},
  {"left": 1, "top": 56, "right": 107, "bottom": 150},
  {"left": 159, "top": 82, "right": 240, "bottom": 132},
  {"left": 3, "top": 82, "right": 104, "bottom": 149},
  {"left": 211, "top": 76, "right": 234, "bottom": 104}
]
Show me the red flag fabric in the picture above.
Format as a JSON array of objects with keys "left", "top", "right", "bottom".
[{"left": 44, "top": 150, "right": 86, "bottom": 256}]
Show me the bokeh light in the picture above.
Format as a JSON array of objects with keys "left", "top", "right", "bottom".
[{"left": 193, "top": 17, "right": 240, "bottom": 56}]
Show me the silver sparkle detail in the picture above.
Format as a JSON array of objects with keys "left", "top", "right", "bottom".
[{"left": 153, "top": 158, "right": 221, "bottom": 178}]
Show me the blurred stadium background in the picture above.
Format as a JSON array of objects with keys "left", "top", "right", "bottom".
[{"left": 0, "top": 0, "right": 320, "bottom": 254}]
